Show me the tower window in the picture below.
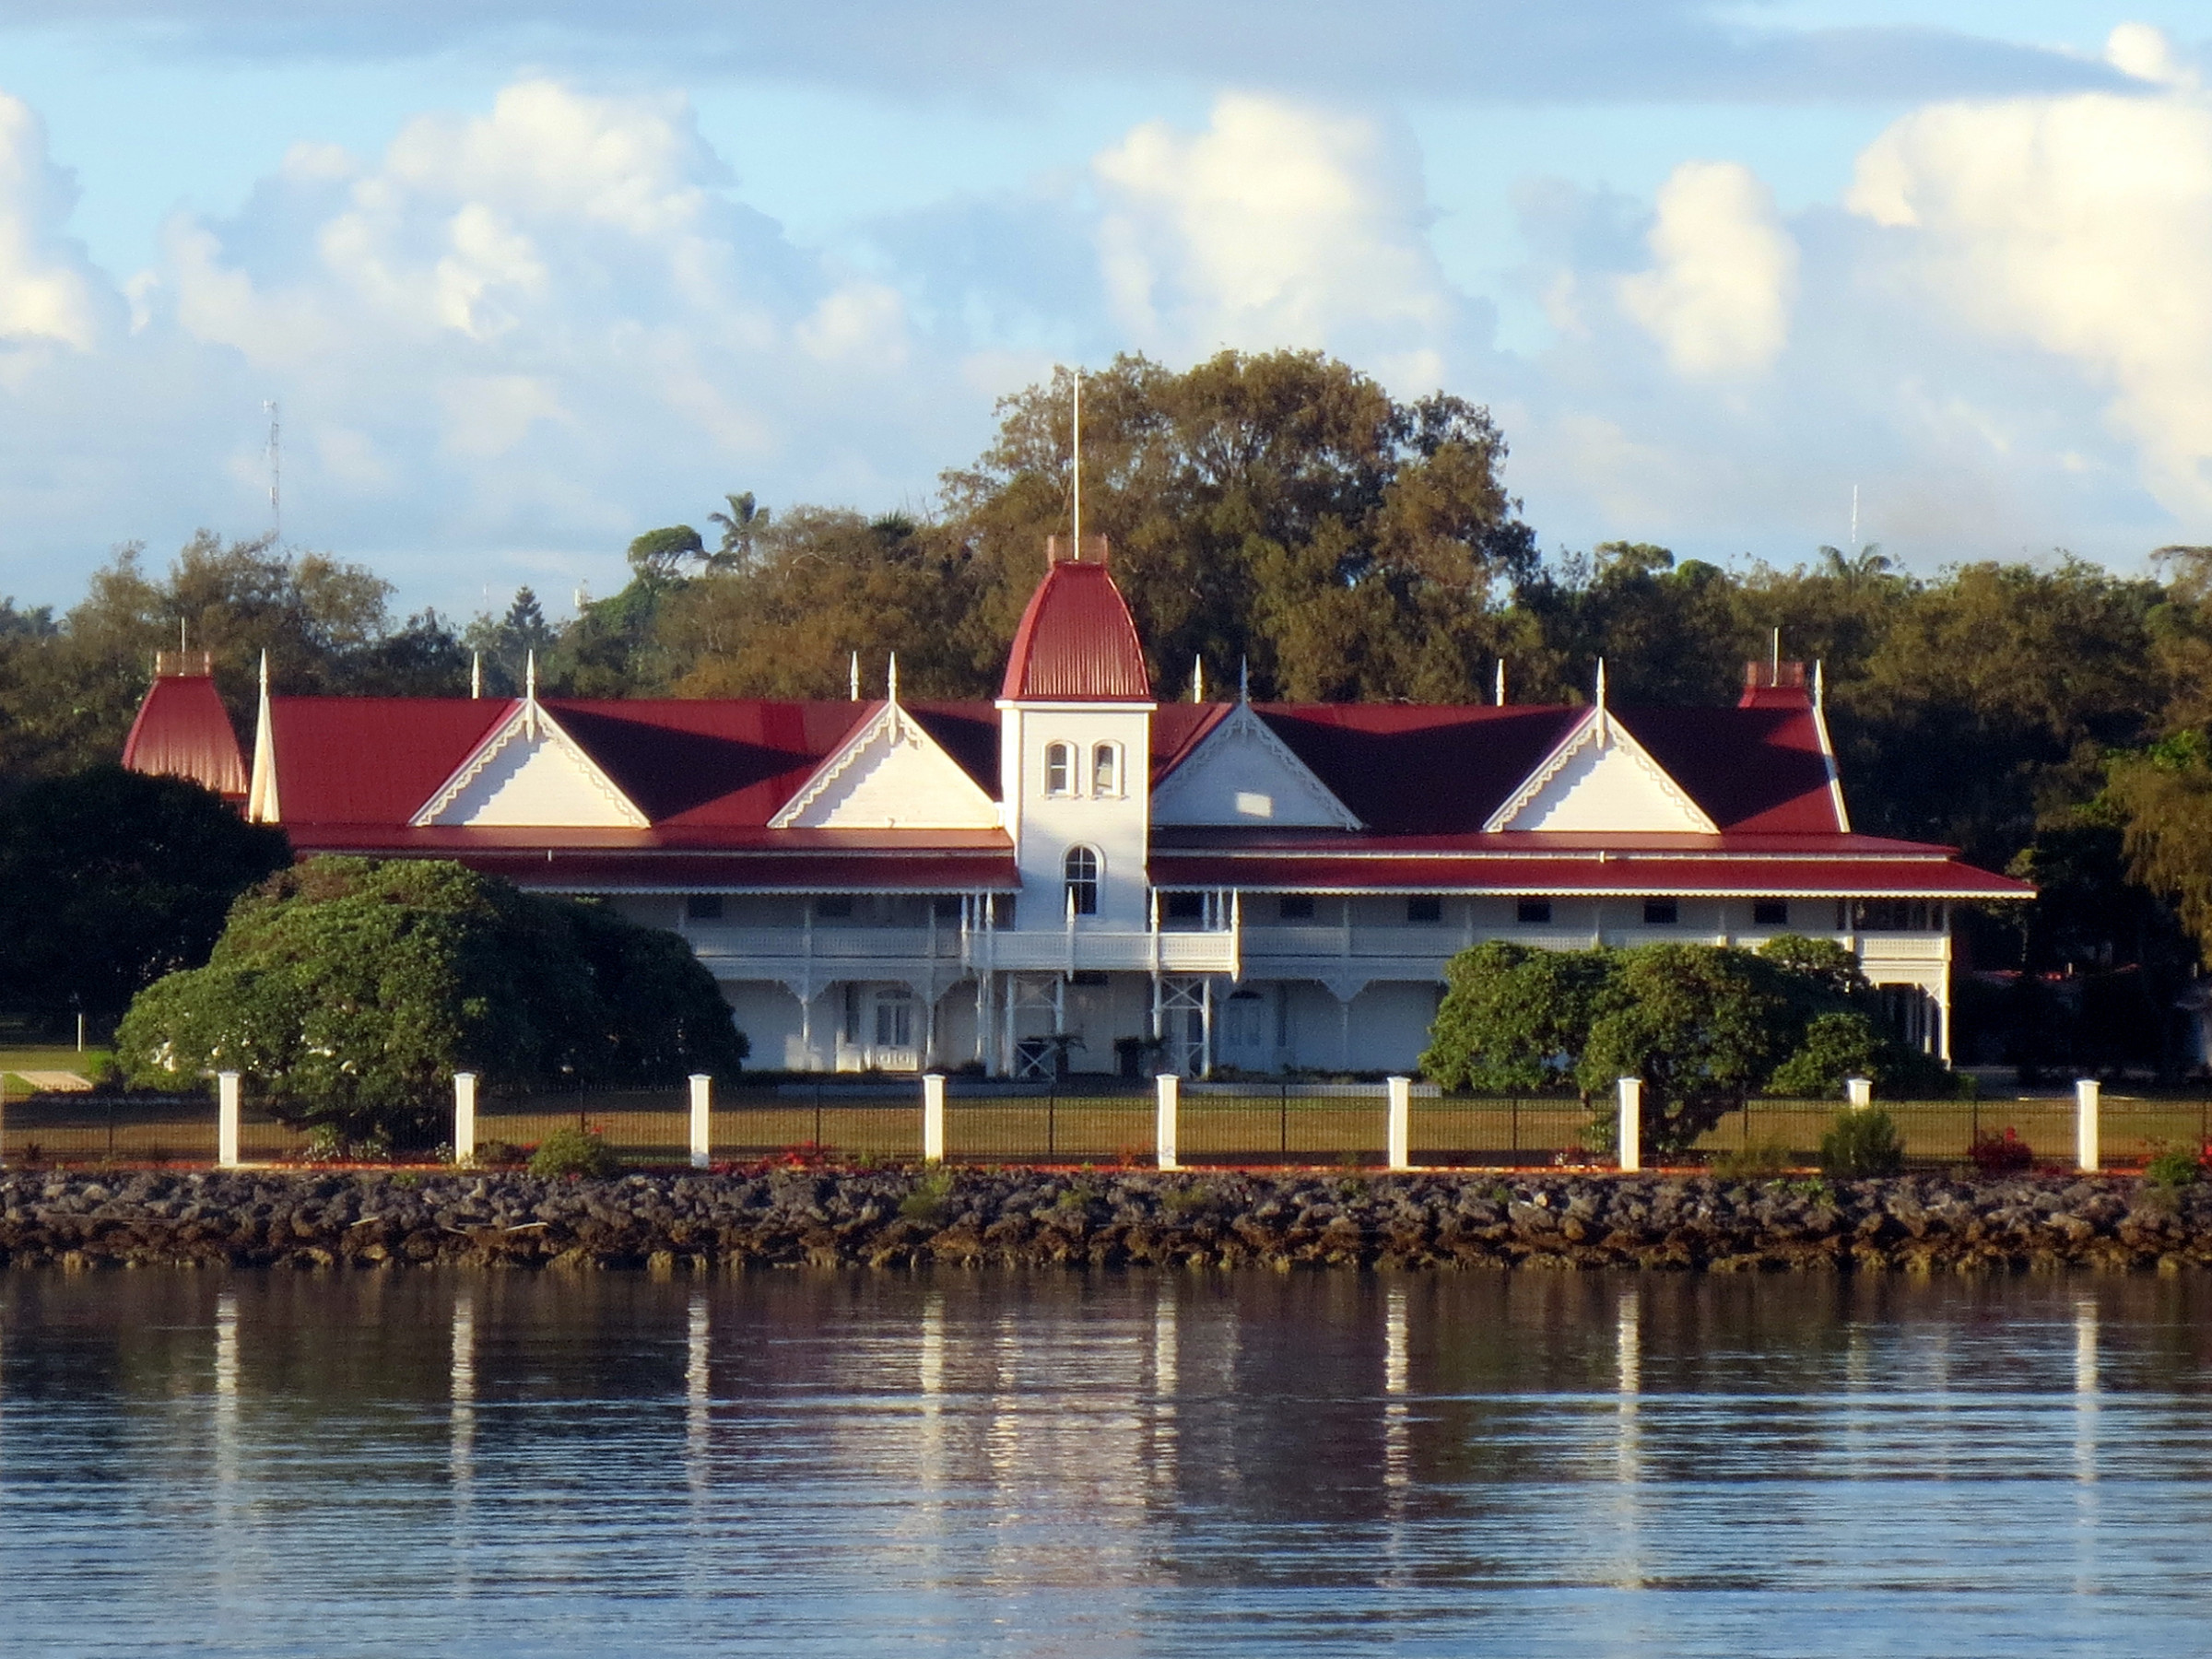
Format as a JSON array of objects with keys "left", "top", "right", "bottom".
[
  {"left": 1092, "top": 742, "right": 1120, "bottom": 796},
  {"left": 1044, "top": 742, "right": 1074, "bottom": 796},
  {"left": 1064, "top": 846, "right": 1100, "bottom": 916}
]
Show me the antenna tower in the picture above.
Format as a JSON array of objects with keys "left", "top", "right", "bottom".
[{"left": 264, "top": 400, "right": 281, "bottom": 541}]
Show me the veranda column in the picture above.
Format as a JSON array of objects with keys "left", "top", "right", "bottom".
[
  {"left": 1616, "top": 1077, "right": 1642, "bottom": 1175},
  {"left": 688, "top": 1074, "right": 712, "bottom": 1170},
  {"left": 922, "top": 1073, "right": 946, "bottom": 1163},
  {"left": 1155, "top": 1074, "right": 1180, "bottom": 1172},
  {"left": 217, "top": 1072, "right": 241, "bottom": 1170},
  {"left": 453, "top": 1072, "right": 477, "bottom": 1163},
  {"left": 2076, "top": 1078, "right": 2100, "bottom": 1173},
  {"left": 1385, "top": 1077, "right": 1411, "bottom": 1171}
]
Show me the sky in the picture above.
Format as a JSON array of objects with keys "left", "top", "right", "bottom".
[{"left": 0, "top": 2, "right": 2207, "bottom": 620}]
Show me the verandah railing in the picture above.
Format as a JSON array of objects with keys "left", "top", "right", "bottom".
[{"left": 4, "top": 1075, "right": 2207, "bottom": 1171}]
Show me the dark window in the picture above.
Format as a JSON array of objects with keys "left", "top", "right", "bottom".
[
  {"left": 1406, "top": 896, "right": 1443, "bottom": 924},
  {"left": 1643, "top": 899, "right": 1678, "bottom": 925},
  {"left": 1516, "top": 899, "right": 1552, "bottom": 925},
  {"left": 1164, "top": 891, "right": 1206, "bottom": 922},
  {"left": 1070, "top": 971, "right": 1109, "bottom": 987},
  {"left": 1752, "top": 900, "right": 1789, "bottom": 927},
  {"left": 1064, "top": 846, "right": 1100, "bottom": 916},
  {"left": 932, "top": 896, "right": 962, "bottom": 922},
  {"left": 816, "top": 895, "right": 853, "bottom": 920},
  {"left": 685, "top": 894, "right": 724, "bottom": 922},
  {"left": 1278, "top": 895, "right": 1315, "bottom": 922}
]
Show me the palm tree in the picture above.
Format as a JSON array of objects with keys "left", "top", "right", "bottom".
[{"left": 706, "top": 493, "right": 771, "bottom": 571}]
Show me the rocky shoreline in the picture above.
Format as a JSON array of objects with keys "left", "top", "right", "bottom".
[{"left": 5, "top": 1167, "right": 2212, "bottom": 1272}]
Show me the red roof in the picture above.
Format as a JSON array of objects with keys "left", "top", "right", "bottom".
[
  {"left": 121, "top": 673, "right": 247, "bottom": 799},
  {"left": 999, "top": 559, "right": 1151, "bottom": 701},
  {"left": 1150, "top": 852, "right": 2030, "bottom": 898},
  {"left": 267, "top": 698, "right": 511, "bottom": 825}
]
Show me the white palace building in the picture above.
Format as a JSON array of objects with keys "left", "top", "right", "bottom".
[{"left": 124, "top": 543, "right": 2029, "bottom": 1078}]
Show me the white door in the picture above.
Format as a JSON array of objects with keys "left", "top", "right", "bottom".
[{"left": 1220, "top": 988, "right": 1272, "bottom": 1072}]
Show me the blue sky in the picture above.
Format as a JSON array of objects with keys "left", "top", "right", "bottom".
[{"left": 0, "top": 2, "right": 2206, "bottom": 618}]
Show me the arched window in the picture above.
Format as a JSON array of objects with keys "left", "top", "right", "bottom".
[
  {"left": 1044, "top": 742, "right": 1074, "bottom": 796},
  {"left": 1092, "top": 742, "right": 1120, "bottom": 796},
  {"left": 1064, "top": 845, "right": 1100, "bottom": 916}
]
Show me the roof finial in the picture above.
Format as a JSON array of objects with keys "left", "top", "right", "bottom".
[
  {"left": 850, "top": 651, "right": 860, "bottom": 701},
  {"left": 1239, "top": 655, "right": 1249, "bottom": 703},
  {"left": 1594, "top": 656, "right": 1607, "bottom": 707},
  {"left": 1071, "top": 369, "right": 1082, "bottom": 559},
  {"left": 525, "top": 649, "right": 537, "bottom": 700},
  {"left": 887, "top": 652, "right": 900, "bottom": 704},
  {"left": 1771, "top": 626, "right": 1782, "bottom": 677},
  {"left": 470, "top": 651, "right": 482, "bottom": 700},
  {"left": 258, "top": 648, "right": 268, "bottom": 694},
  {"left": 1814, "top": 658, "right": 1826, "bottom": 709},
  {"left": 1494, "top": 659, "right": 1506, "bottom": 707},
  {"left": 1192, "top": 655, "right": 1205, "bottom": 703}
]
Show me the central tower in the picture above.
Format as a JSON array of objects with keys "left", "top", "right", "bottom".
[{"left": 996, "top": 538, "right": 1155, "bottom": 930}]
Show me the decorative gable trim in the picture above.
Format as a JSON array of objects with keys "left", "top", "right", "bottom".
[
  {"left": 411, "top": 699, "right": 650, "bottom": 829},
  {"left": 1153, "top": 702, "right": 1362, "bottom": 830},
  {"left": 1484, "top": 706, "right": 1718, "bottom": 835},
  {"left": 770, "top": 700, "right": 1002, "bottom": 830}
]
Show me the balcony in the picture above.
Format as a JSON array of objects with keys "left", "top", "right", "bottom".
[
  {"left": 975, "top": 930, "right": 1239, "bottom": 974},
  {"left": 686, "top": 924, "right": 963, "bottom": 967}
]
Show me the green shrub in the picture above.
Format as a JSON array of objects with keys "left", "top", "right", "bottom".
[
  {"left": 900, "top": 1167, "right": 956, "bottom": 1222},
  {"left": 1712, "top": 1140, "right": 1794, "bottom": 1178},
  {"left": 465, "top": 1138, "right": 527, "bottom": 1170},
  {"left": 528, "top": 1125, "right": 621, "bottom": 1179},
  {"left": 2146, "top": 1146, "right": 2204, "bottom": 1189},
  {"left": 1818, "top": 1108, "right": 1904, "bottom": 1178}
]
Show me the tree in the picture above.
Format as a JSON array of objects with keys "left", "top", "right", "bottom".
[
  {"left": 116, "top": 857, "right": 748, "bottom": 1145},
  {"left": 0, "top": 767, "right": 292, "bottom": 1016},
  {"left": 706, "top": 492, "right": 771, "bottom": 569},
  {"left": 1423, "top": 935, "right": 1941, "bottom": 1157},
  {"left": 1578, "top": 945, "right": 1789, "bottom": 1152},
  {"left": 627, "top": 524, "right": 705, "bottom": 585}
]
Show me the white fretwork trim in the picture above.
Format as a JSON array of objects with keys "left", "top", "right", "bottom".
[
  {"left": 1153, "top": 701, "right": 1362, "bottom": 829},
  {"left": 768, "top": 698, "right": 998, "bottom": 830},
  {"left": 409, "top": 698, "right": 649, "bottom": 829},
  {"left": 1482, "top": 706, "right": 1718, "bottom": 835}
]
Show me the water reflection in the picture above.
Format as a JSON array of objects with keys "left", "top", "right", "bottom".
[{"left": 0, "top": 1271, "right": 2210, "bottom": 1656}]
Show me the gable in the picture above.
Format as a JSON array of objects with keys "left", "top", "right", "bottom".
[
  {"left": 771, "top": 702, "right": 1001, "bottom": 830},
  {"left": 1153, "top": 703, "right": 1361, "bottom": 829},
  {"left": 1487, "top": 712, "right": 1717, "bottom": 834},
  {"left": 415, "top": 706, "right": 649, "bottom": 829}
]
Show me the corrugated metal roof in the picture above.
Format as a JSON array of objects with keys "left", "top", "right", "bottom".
[
  {"left": 121, "top": 674, "right": 248, "bottom": 799},
  {"left": 999, "top": 559, "right": 1151, "bottom": 701}
]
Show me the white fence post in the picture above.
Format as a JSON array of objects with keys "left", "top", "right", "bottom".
[
  {"left": 688, "top": 1073, "right": 712, "bottom": 1170},
  {"left": 1616, "top": 1077, "right": 1642, "bottom": 1174},
  {"left": 922, "top": 1073, "right": 946, "bottom": 1163},
  {"left": 1386, "top": 1076, "right": 1412, "bottom": 1171},
  {"left": 1155, "top": 1074, "right": 1180, "bottom": 1172},
  {"left": 217, "top": 1071, "right": 241, "bottom": 1170},
  {"left": 2076, "top": 1078, "right": 2100, "bottom": 1173},
  {"left": 1844, "top": 1077, "right": 1873, "bottom": 1110},
  {"left": 453, "top": 1072, "right": 477, "bottom": 1163}
]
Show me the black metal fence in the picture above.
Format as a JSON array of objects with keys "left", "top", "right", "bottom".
[{"left": 6, "top": 1076, "right": 2212, "bottom": 1171}]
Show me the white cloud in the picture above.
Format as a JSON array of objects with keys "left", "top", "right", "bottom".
[
  {"left": 0, "top": 94, "right": 103, "bottom": 352},
  {"left": 1845, "top": 53, "right": 2212, "bottom": 519},
  {"left": 1092, "top": 94, "right": 1454, "bottom": 366},
  {"left": 1617, "top": 160, "right": 1797, "bottom": 378}
]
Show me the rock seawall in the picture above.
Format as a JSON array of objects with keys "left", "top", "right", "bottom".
[{"left": 6, "top": 1169, "right": 2212, "bottom": 1272}]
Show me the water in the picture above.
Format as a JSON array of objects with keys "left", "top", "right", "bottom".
[{"left": 3, "top": 1270, "right": 2211, "bottom": 1656}]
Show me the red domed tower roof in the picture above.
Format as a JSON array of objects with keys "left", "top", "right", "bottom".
[
  {"left": 122, "top": 653, "right": 248, "bottom": 801},
  {"left": 999, "top": 552, "right": 1152, "bottom": 701}
]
